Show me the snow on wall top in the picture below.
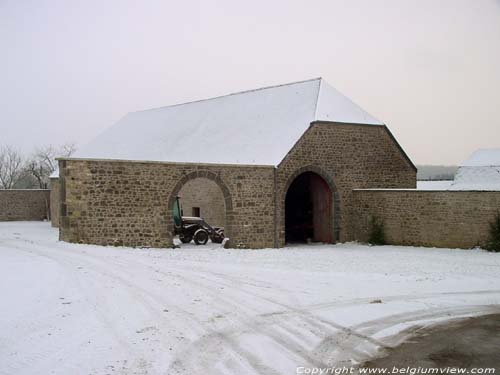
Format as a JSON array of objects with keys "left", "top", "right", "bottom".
[
  {"left": 73, "top": 78, "right": 383, "bottom": 166},
  {"left": 416, "top": 180, "right": 453, "bottom": 190}
]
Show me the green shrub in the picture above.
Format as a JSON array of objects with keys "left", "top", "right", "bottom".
[
  {"left": 368, "top": 216, "right": 386, "bottom": 245},
  {"left": 485, "top": 213, "right": 500, "bottom": 252}
]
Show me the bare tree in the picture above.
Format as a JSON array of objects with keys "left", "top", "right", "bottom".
[
  {"left": 0, "top": 145, "right": 25, "bottom": 189},
  {"left": 26, "top": 143, "right": 76, "bottom": 189}
]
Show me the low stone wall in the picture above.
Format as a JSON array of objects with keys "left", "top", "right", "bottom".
[
  {"left": 0, "top": 189, "right": 50, "bottom": 221},
  {"left": 353, "top": 189, "right": 500, "bottom": 249}
]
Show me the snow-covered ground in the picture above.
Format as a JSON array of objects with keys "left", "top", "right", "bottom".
[{"left": 1, "top": 222, "right": 499, "bottom": 375}]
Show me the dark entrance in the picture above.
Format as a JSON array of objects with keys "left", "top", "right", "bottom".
[{"left": 285, "top": 172, "right": 332, "bottom": 243}]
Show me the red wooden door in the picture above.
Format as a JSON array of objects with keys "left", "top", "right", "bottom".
[{"left": 310, "top": 174, "right": 332, "bottom": 243}]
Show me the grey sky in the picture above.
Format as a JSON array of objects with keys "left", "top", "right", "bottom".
[{"left": 1, "top": 0, "right": 499, "bottom": 165}]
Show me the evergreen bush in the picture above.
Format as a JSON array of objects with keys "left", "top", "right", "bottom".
[
  {"left": 485, "top": 213, "right": 500, "bottom": 252},
  {"left": 368, "top": 216, "right": 386, "bottom": 245}
]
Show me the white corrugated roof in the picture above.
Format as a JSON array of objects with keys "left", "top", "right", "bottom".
[{"left": 73, "top": 78, "right": 382, "bottom": 166}]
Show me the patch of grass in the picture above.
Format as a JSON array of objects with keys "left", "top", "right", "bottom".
[
  {"left": 485, "top": 212, "right": 500, "bottom": 252},
  {"left": 368, "top": 215, "right": 386, "bottom": 246}
]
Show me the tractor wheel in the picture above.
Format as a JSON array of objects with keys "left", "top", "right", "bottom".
[
  {"left": 194, "top": 229, "right": 209, "bottom": 245},
  {"left": 211, "top": 236, "right": 223, "bottom": 244},
  {"left": 211, "top": 229, "right": 225, "bottom": 243},
  {"left": 179, "top": 234, "right": 192, "bottom": 243}
]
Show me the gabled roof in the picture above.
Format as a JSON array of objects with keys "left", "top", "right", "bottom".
[
  {"left": 73, "top": 78, "right": 383, "bottom": 166},
  {"left": 460, "top": 148, "right": 500, "bottom": 167},
  {"left": 450, "top": 148, "right": 500, "bottom": 191}
]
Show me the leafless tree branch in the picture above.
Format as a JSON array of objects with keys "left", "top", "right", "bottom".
[
  {"left": 25, "top": 143, "right": 76, "bottom": 188},
  {"left": 0, "top": 145, "right": 25, "bottom": 189}
]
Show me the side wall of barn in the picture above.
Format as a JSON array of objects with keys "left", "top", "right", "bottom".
[
  {"left": 0, "top": 190, "right": 50, "bottom": 221},
  {"left": 352, "top": 190, "right": 500, "bottom": 249},
  {"left": 276, "top": 122, "right": 417, "bottom": 246},
  {"left": 58, "top": 159, "right": 275, "bottom": 249}
]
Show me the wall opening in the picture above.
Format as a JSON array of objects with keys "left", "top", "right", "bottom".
[
  {"left": 172, "top": 176, "right": 227, "bottom": 245},
  {"left": 177, "top": 177, "right": 225, "bottom": 227},
  {"left": 191, "top": 207, "right": 200, "bottom": 218},
  {"left": 167, "top": 170, "right": 233, "bottom": 247},
  {"left": 285, "top": 171, "right": 333, "bottom": 244}
]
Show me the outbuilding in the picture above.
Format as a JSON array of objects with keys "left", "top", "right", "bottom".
[
  {"left": 450, "top": 148, "right": 500, "bottom": 191},
  {"left": 54, "top": 78, "right": 416, "bottom": 248}
]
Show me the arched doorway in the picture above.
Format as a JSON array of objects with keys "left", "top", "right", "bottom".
[
  {"left": 167, "top": 170, "right": 233, "bottom": 246},
  {"left": 178, "top": 178, "right": 226, "bottom": 228},
  {"left": 285, "top": 171, "right": 333, "bottom": 243}
]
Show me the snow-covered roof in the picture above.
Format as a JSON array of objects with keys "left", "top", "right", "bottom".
[
  {"left": 72, "top": 78, "right": 383, "bottom": 166},
  {"left": 450, "top": 148, "right": 500, "bottom": 191},
  {"left": 450, "top": 166, "right": 500, "bottom": 191},
  {"left": 460, "top": 148, "right": 500, "bottom": 167}
]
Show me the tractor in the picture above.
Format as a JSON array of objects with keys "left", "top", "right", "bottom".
[{"left": 172, "top": 196, "right": 225, "bottom": 245}]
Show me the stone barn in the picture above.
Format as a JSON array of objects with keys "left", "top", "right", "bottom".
[{"left": 54, "top": 78, "right": 416, "bottom": 249}]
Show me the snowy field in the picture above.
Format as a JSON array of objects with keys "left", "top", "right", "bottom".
[{"left": 1, "top": 222, "right": 499, "bottom": 375}]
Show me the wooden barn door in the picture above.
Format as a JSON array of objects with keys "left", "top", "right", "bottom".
[{"left": 310, "top": 174, "right": 332, "bottom": 243}]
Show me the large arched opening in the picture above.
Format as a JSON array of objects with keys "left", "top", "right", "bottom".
[
  {"left": 167, "top": 171, "right": 233, "bottom": 246},
  {"left": 285, "top": 171, "right": 334, "bottom": 244},
  {"left": 178, "top": 178, "right": 226, "bottom": 228}
]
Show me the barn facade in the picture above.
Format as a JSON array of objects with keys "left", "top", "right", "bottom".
[{"left": 55, "top": 78, "right": 416, "bottom": 248}]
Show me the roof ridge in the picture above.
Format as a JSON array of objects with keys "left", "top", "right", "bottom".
[
  {"left": 314, "top": 79, "right": 383, "bottom": 125},
  {"left": 313, "top": 78, "right": 322, "bottom": 119},
  {"left": 461, "top": 148, "right": 500, "bottom": 167},
  {"left": 474, "top": 147, "right": 500, "bottom": 152},
  {"left": 134, "top": 77, "right": 322, "bottom": 114}
]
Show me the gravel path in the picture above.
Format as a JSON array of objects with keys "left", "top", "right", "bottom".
[{"left": 362, "top": 313, "right": 500, "bottom": 370}]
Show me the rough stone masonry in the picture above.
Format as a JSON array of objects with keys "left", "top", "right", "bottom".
[
  {"left": 0, "top": 190, "right": 50, "bottom": 222},
  {"left": 57, "top": 122, "right": 416, "bottom": 248}
]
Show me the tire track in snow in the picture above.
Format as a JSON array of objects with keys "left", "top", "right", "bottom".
[
  {"left": 0, "top": 241, "right": 136, "bottom": 375},
  {"left": 313, "top": 304, "right": 500, "bottom": 366},
  {"left": 19, "top": 239, "right": 313, "bottom": 374},
  {"left": 3, "top": 228, "right": 500, "bottom": 375},
  {"left": 0, "top": 241, "right": 150, "bottom": 374},
  {"left": 2, "top": 240, "right": 214, "bottom": 374},
  {"left": 154, "top": 263, "right": 500, "bottom": 372}
]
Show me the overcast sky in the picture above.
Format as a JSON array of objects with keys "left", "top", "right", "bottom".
[{"left": 1, "top": 0, "right": 499, "bottom": 165}]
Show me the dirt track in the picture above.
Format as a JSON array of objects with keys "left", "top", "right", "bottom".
[{"left": 362, "top": 313, "right": 500, "bottom": 370}]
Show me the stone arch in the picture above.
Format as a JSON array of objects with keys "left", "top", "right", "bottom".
[
  {"left": 166, "top": 170, "right": 234, "bottom": 243},
  {"left": 281, "top": 165, "right": 341, "bottom": 243}
]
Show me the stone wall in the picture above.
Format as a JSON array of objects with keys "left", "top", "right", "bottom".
[
  {"left": 50, "top": 177, "right": 60, "bottom": 227},
  {"left": 58, "top": 123, "right": 417, "bottom": 249},
  {"left": 0, "top": 189, "right": 50, "bottom": 221},
  {"left": 353, "top": 189, "right": 500, "bottom": 249},
  {"left": 178, "top": 178, "right": 225, "bottom": 227},
  {"left": 275, "top": 122, "right": 416, "bottom": 246},
  {"left": 58, "top": 159, "right": 275, "bottom": 248}
]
